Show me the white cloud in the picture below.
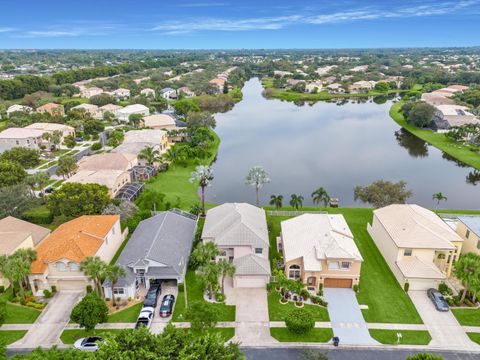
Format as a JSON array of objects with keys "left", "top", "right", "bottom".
[
  {"left": 177, "top": 2, "right": 229, "bottom": 7},
  {"left": 13, "top": 22, "right": 121, "bottom": 38},
  {"left": 18, "top": 30, "right": 80, "bottom": 38},
  {"left": 0, "top": 27, "right": 16, "bottom": 33}
]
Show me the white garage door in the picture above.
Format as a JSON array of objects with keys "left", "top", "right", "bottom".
[
  {"left": 234, "top": 276, "right": 267, "bottom": 288},
  {"left": 56, "top": 280, "right": 86, "bottom": 291},
  {"left": 407, "top": 278, "right": 440, "bottom": 291}
]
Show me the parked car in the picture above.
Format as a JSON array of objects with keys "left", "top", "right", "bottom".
[
  {"left": 159, "top": 294, "right": 175, "bottom": 317},
  {"left": 135, "top": 307, "right": 154, "bottom": 329},
  {"left": 73, "top": 336, "right": 103, "bottom": 352},
  {"left": 44, "top": 187, "right": 54, "bottom": 194},
  {"left": 143, "top": 283, "right": 162, "bottom": 308},
  {"left": 74, "top": 137, "right": 84, "bottom": 142},
  {"left": 427, "top": 288, "right": 450, "bottom": 311}
]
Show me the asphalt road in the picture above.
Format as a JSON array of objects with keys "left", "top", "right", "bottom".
[
  {"left": 46, "top": 146, "right": 92, "bottom": 176},
  {"left": 242, "top": 347, "right": 480, "bottom": 360}
]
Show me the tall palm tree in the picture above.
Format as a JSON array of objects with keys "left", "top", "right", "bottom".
[
  {"left": 13, "top": 248, "right": 37, "bottom": 292},
  {"left": 9, "top": 256, "right": 30, "bottom": 300},
  {"left": 198, "top": 262, "right": 220, "bottom": 300},
  {"left": 311, "top": 187, "right": 330, "bottom": 207},
  {"left": 245, "top": 166, "right": 270, "bottom": 207},
  {"left": 189, "top": 165, "right": 214, "bottom": 217},
  {"left": 138, "top": 146, "right": 161, "bottom": 166},
  {"left": 105, "top": 264, "right": 126, "bottom": 307},
  {"left": 0, "top": 255, "right": 17, "bottom": 297},
  {"left": 269, "top": 195, "right": 283, "bottom": 210},
  {"left": 432, "top": 192, "right": 448, "bottom": 210},
  {"left": 192, "top": 242, "right": 220, "bottom": 268},
  {"left": 218, "top": 259, "right": 236, "bottom": 295},
  {"left": 80, "top": 256, "right": 107, "bottom": 297},
  {"left": 289, "top": 194, "right": 304, "bottom": 210},
  {"left": 454, "top": 253, "right": 480, "bottom": 303}
]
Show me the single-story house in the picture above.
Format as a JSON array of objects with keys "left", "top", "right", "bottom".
[
  {"left": 123, "top": 129, "right": 169, "bottom": 153},
  {"left": 103, "top": 209, "right": 197, "bottom": 299},
  {"left": 65, "top": 169, "right": 131, "bottom": 197},
  {"left": 25, "top": 123, "right": 75, "bottom": 140},
  {"left": 421, "top": 93, "right": 456, "bottom": 106},
  {"left": 117, "top": 104, "right": 150, "bottom": 122},
  {"left": 280, "top": 214, "right": 362, "bottom": 290},
  {"left": 177, "top": 86, "right": 195, "bottom": 98},
  {"left": 160, "top": 88, "right": 176, "bottom": 100},
  {"left": 349, "top": 80, "right": 376, "bottom": 92},
  {"left": 109, "top": 88, "right": 130, "bottom": 100},
  {"left": 36, "top": 103, "right": 64, "bottom": 116},
  {"left": 367, "top": 204, "right": 463, "bottom": 290},
  {"left": 432, "top": 105, "right": 480, "bottom": 130},
  {"left": 80, "top": 87, "right": 104, "bottom": 99},
  {"left": 202, "top": 203, "right": 271, "bottom": 288},
  {"left": 142, "top": 114, "right": 177, "bottom": 130},
  {"left": 97, "top": 104, "right": 123, "bottom": 119},
  {"left": 71, "top": 103, "right": 100, "bottom": 117},
  {"left": 140, "top": 88, "right": 155, "bottom": 98},
  {"left": 0, "top": 127, "right": 45, "bottom": 152},
  {"left": 78, "top": 152, "right": 138, "bottom": 173},
  {"left": 29, "top": 215, "right": 125, "bottom": 294},
  {"left": 7, "top": 105, "right": 33, "bottom": 117}
]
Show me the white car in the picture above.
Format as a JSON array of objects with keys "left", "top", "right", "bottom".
[
  {"left": 135, "top": 306, "right": 155, "bottom": 329},
  {"left": 73, "top": 336, "right": 103, "bottom": 351}
]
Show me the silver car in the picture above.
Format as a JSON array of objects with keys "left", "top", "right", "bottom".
[
  {"left": 427, "top": 288, "right": 450, "bottom": 312},
  {"left": 73, "top": 336, "right": 103, "bottom": 352},
  {"left": 135, "top": 306, "right": 155, "bottom": 329}
]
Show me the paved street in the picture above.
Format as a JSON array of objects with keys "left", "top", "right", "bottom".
[{"left": 323, "top": 288, "right": 378, "bottom": 345}]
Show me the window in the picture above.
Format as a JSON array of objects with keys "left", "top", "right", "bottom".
[
  {"left": 255, "top": 248, "right": 263, "bottom": 254},
  {"left": 466, "top": 230, "right": 470, "bottom": 239},
  {"left": 16, "top": 140, "right": 19, "bottom": 145},
  {"left": 341, "top": 262, "right": 351, "bottom": 269},
  {"left": 477, "top": 240, "right": 480, "bottom": 250},
  {"left": 219, "top": 250, "right": 227, "bottom": 256},
  {"left": 328, "top": 261, "right": 340, "bottom": 270},
  {"left": 288, "top": 265, "right": 301, "bottom": 280},
  {"left": 69, "top": 262, "right": 79, "bottom": 271},
  {"left": 404, "top": 249, "right": 413, "bottom": 257},
  {"left": 56, "top": 262, "right": 66, "bottom": 271},
  {"left": 113, "top": 288, "right": 125, "bottom": 295}
]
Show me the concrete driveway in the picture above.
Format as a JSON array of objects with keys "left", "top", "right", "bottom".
[
  {"left": 323, "top": 288, "right": 378, "bottom": 345},
  {"left": 150, "top": 280, "right": 178, "bottom": 334},
  {"left": 10, "top": 291, "right": 83, "bottom": 348},
  {"left": 409, "top": 290, "right": 478, "bottom": 349}
]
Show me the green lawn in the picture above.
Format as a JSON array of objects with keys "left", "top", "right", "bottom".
[
  {"left": 172, "top": 270, "right": 235, "bottom": 322},
  {"left": 1, "top": 289, "right": 42, "bottom": 324},
  {"left": 207, "top": 328, "right": 235, "bottom": 342},
  {"left": 452, "top": 308, "right": 480, "bottom": 326},
  {"left": 390, "top": 102, "right": 480, "bottom": 170},
  {"left": 60, "top": 329, "right": 125, "bottom": 344},
  {"left": 266, "top": 207, "right": 422, "bottom": 324},
  {"left": 369, "top": 329, "right": 431, "bottom": 345},
  {"left": 110, "top": 234, "right": 131, "bottom": 265},
  {"left": 0, "top": 330, "right": 27, "bottom": 345},
  {"left": 467, "top": 333, "right": 480, "bottom": 345},
  {"left": 267, "top": 291, "right": 329, "bottom": 322},
  {"left": 107, "top": 303, "right": 143, "bottom": 323},
  {"left": 270, "top": 328, "right": 333, "bottom": 343}
]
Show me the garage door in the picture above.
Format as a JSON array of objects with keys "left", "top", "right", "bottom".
[
  {"left": 324, "top": 278, "right": 352, "bottom": 288},
  {"left": 56, "top": 280, "right": 86, "bottom": 291},
  {"left": 407, "top": 279, "right": 440, "bottom": 291},
  {"left": 234, "top": 276, "right": 267, "bottom": 288}
]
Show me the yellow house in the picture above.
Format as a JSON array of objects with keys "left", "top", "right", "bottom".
[{"left": 456, "top": 216, "right": 480, "bottom": 255}]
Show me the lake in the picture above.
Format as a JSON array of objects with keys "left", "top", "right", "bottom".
[{"left": 206, "top": 78, "right": 480, "bottom": 209}]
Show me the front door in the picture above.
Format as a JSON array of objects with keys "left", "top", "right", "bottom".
[{"left": 307, "top": 276, "right": 316, "bottom": 286}]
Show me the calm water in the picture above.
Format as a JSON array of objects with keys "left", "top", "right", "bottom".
[{"left": 206, "top": 78, "right": 480, "bottom": 209}]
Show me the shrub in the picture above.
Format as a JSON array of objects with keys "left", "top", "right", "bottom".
[
  {"left": 26, "top": 301, "right": 46, "bottom": 309},
  {"left": 285, "top": 308, "right": 315, "bottom": 334},
  {"left": 0, "top": 286, "right": 4, "bottom": 294},
  {"left": 215, "top": 293, "right": 225, "bottom": 303},
  {"left": 43, "top": 289, "right": 52, "bottom": 298},
  {"left": 91, "top": 142, "right": 102, "bottom": 151},
  {"left": 128, "top": 297, "right": 132, "bottom": 302},
  {"left": 310, "top": 296, "right": 328, "bottom": 307},
  {"left": 452, "top": 295, "right": 461, "bottom": 306},
  {"left": 86, "top": 285, "right": 93, "bottom": 293},
  {"left": 22, "top": 208, "right": 54, "bottom": 224},
  {"left": 266, "top": 283, "right": 275, "bottom": 292},
  {"left": 353, "top": 284, "right": 359, "bottom": 293},
  {"left": 404, "top": 282, "right": 410, "bottom": 293},
  {"left": 406, "top": 353, "right": 444, "bottom": 360},
  {"left": 105, "top": 298, "right": 111, "bottom": 302},
  {"left": 464, "top": 298, "right": 474, "bottom": 307},
  {"left": 51, "top": 286, "right": 57, "bottom": 294},
  {"left": 317, "top": 283, "right": 324, "bottom": 297},
  {"left": 178, "top": 283, "right": 184, "bottom": 293},
  {"left": 186, "top": 301, "right": 218, "bottom": 332},
  {"left": 438, "top": 282, "right": 452, "bottom": 296},
  {"left": 0, "top": 300, "right": 6, "bottom": 325},
  {"left": 299, "top": 289, "right": 310, "bottom": 300}
]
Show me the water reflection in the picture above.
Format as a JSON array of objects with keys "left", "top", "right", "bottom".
[{"left": 395, "top": 129, "right": 429, "bottom": 158}]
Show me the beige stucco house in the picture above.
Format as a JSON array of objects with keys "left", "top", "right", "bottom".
[
  {"left": 78, "top": 152, "right": 138, "bottom": 173},
  {"left": 141, "top": 114, "right": 177, "bottom": 130},
  {"left": 202, "top": 203, "right": 271, "bottom": 288},
  {"left": 0, "top": 128, "right": 45, "bottom": 152},
  {"left": 29, "top": 215, "right": 126, "bottom": 293},
  {"left": 25, "top": 123, "right": 75, "bottom": 141},
  {"left": 123, "top": 129, "right": 170, "bottom": 154},
  {"left": 280, "top": 214, "right": 362, "bottom": 290},
  {"left": 455, "top": 216, "right": 480, "bottom": 255},
  {"left": 65, "top": 169, "right": 130, "bottom": 197},
  {"left": 368, "top": 204, "right": 463, "bottom": 291}
]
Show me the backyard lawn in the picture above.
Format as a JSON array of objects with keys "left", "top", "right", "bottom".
[
  {"left": 369, "top": 329, "right": 431, "bottom": 345},
  {"left": 267, "top": 291, "right": 329, "bottom": 322},
  {"left": 172, "top": 270, "right": 235, "bottom": 322},
  {"left": 270, "top": 328, "right": 333, "bottom": 343},
  {"left": 0, "top": 330, "right": 27, "bottom": 345},
  {"left": 452, "top": 308, "right": 480, "bottom": 326},
  {"left": 60, "top": 329, "right": 125, "bottom": 344},
  {"left": 107, "top": 303, "right": 143, "bottom": 323}
]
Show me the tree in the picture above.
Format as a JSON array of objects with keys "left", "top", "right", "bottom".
[
  {"left": 128, "top": 113, "right": 143, "bottom": 128},
  {"left": 186, "top": 301, "right": 218, "bottom": 332},
  {"left": 189, "top": 165, "right": 214, "bottom": 217},
  {"left": 47, "top": 183, "right": 110, "bottom": 217},
  {"left": 354, "top": 180, "right": 413, "bottom": 208},
  {"left": 55, "top": 155, "right": 78, "bottom": 179},
  {"left": 138, "top": 146, "right": 160, "bottom": 166},
  {"left": 89, "top": 93, "right": 116, "bottom": 107},
  {"left": 285, "top": 308, "right": 315, "bottom": 334},
  {"left": 269, "top": 195, "right": 283, "bottom": 210},
  {"left": 191, "top": 241, "right": 220, "bottom": 269},
  {"left": 13, "top": 248, "right": 37, "bottom": 293},
  {"left": 187, "top": 111, "right": 216, "bottom": 129},
  {"left": 432, "top": 192, "right": 448, "bottom": 209},
  {"left": 245, "top": 166, "right": 270, "bottom": 206},
  {"left": 311, "top": 187, "right": 330, "bottom": 207},
  {"left": 84, "top": 119, "right": 105, "bottom": 135},
  {"left": 198, "top": 262, "right": 219, "bottom": 300},
  {"left": 102, "top": 201, "right": 138, "bottom": 221},
  {"left": 25, "top": 171, "right": 50, "bottom": 198},
  {"left": 406, "top": 354, "right": 444, "bottom": 360},
  {"left": 218, "top": 259, "right": 235, "bottom": 295},
  {"left": 0, "top": 147, "right": 40, "bottom": 169},
  {"left": 454, "top": 253, "right": 480, "bottom": 303},
  {"left": 0, "top": 256, "right": 18, "bottom": 297},
  {"left": 0, "top": 184, "right": 37, "bottom": 218},
  {"left": 374, "top": 81, "right": 390, "bottom": 92},
  {"left": 289, "top": 194, "right": 304, "bottom": 210},
  {"left": 174, "top": 98, "right": 201, "bottom": 115},
  {"left": 80, "top": 257, "right": 107, "bottom": 298},
  {"left": 0, "top": 255, "right": 30, "bottom": 300},
  {"left": 407, "top": 102, "right": 436, "bottom": 128},
  {"left": 70, "top": 292, "right": 109, "bottom": 333},
  {"left": 104, "top": 264, "right": 126, "bottom": 307},
  {"left": 0, "top": 160, "right": 27, "bottom": 187},
  {"left": 223, "top": 81, "right": 229, "bottom": 94}
]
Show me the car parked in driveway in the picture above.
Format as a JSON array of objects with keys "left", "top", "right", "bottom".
[
  {"left": 427, "top": 288, "right": 449, "bottom": 311},
  {"left": 143, "top": 283, "right": 161, "bottom": 308},
  {"left": 159, "top": 294, "right": 175, "bottom": 317},
  {"left": 73, "top": 336, "right": 103, "bottom": 351},
  {"left": 135, "top": 306, "right": 155, "bottom": 329}
]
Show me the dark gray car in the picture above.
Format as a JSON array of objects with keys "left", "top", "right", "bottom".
[{"left": 427, "top": 288, "right": 449, "bottom": 311}]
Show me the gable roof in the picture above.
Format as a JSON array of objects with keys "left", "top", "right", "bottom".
[
  {"left": 233, "top": 254, "right": 271, "bottom": 276},
  {"left": 123, "top": 130, "right": 166, "bottom": 144},
  {"left": 373, "top": 204, "right": 461, "bottom": 250},
  {"left": 202, "top": 203, "right": 269, "bottom": 248},
  {"left": 142, "top": 114, "right": 176, "bottom": 128},
  {"left": 0, "top": 216, "right": 50, "bottom": 255},
  {"left": 0, "top": 127, "right": 45, "bottom": 139},
  {"left": 31, "top": 215, "right": 119, "bottom": 273},
  {"left": 65, "top": 169, "right": 128, "bottom": 190},
  {"left": 78, "top": 153, "right": 137, "bottom": 172},
  {"left": 457, "top": 216, "right": 480, "bottom": 237}
]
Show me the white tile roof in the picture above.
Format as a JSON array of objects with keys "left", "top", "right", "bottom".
[
  {"left": 397, "top": 258, "right": 446, "bottom": 280},
  {"left": 0, "top": 127, "right": 45, "bottom": 139},
  {"left": 123, "top": 129, "right": 167, "bottom": 145},
  {"left": 233, "top": 254, "right": 271, "bottom": 276}
]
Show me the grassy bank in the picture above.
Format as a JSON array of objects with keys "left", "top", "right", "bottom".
[
  {"left": 0, "top": 330, "right": 27, "bottom": 345},
  {"left": 369, "top": 329, "right": 431, "bottom": 345},
  {"left": 452, "top": 308, "right": 480, "bottom": 326},
  {"left": 270, "top": 328, "right": 333, "bottom": 342},
  {"left": 389, "top": 102, "right": 480, "bottom": 170}
]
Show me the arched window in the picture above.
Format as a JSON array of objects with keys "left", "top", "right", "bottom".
[
  {"left": 56, "top": 262, "right": 66, "bottom": 271},
  {"left": 288, "top": 264, "right": 301, "bottom": 280},
  {"left": 69, "top": 262, "right": 79, "bottom": 271}
]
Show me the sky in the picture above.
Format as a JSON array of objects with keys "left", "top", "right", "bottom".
[{"left": 0, "top": 0, "right": 479, "bottom": 49}]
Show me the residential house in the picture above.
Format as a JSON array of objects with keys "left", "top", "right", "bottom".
[
  {"left": 78, "top": 152, "right": 138, "bottom": 173},
  {"left": 324, "top": 76, "right": 337, "bottom": 84},
  {"left": 280, "top": 214, "right": 362, "bottom": 290},
  {"left": 80, "top": 86, "right": 104, "bottom": 99},
  {"left": 349, "top": 80, "right": 376, "bottom": 92},
  {"left": 0, "top": 128, "right": 45, "bottom": 152},
  {"left": 36, "top": 103, "right": 64, "bottom": 117},
  {"left": 202, "top": 203, "right": 271, "bottom": 288},
  {"left": 109, "top": 88, "right": 130, "bottom": 100},
  {"left": 160, "top": 88, "right": 176, "bottom": 100},
  {"left": 103, "top": 209, "right": 197, "bottom": 299},
  {"left": 326, "top": 83, "right": 345, "bottom": 94},
  {"left": 421, "top": 93, "right": 456, "bottom": 106},
  {"left": 7, "top": 104, "right": 33, "bottom": 117},
  {"left": 455, "top": 216, "right": 480, "bottom": 255},
  {"left": 208, "top": 79, "right": 225, "bottom": 92},
  {"left": 305, "top": 81, "right": 323, "bottom": 93},
  {"left": 133, "top": 77, "right": 150, "bottom": 85},
  {"left": 367, "top": 204, "right": 463, "bottom": 290},
  {"left": 350, "top": 65, "right": 369, "bottom": 72},
  {"left": 29, "top": 215, "right": 126, "bottom": 293},
  {"left": 117, "top": 104, "right": 150, "bottom": 122},
  {"left": 25, "top": 123, "right": 75, "bottom": 141},
  {"left": 142, "top": 114, "right": 177, "bottom": 130},
  {"left": 177, "top": 86, "right": 195, "bottom": 98},
  {"left": 71, "top": 103, "right": 100, "bottom": 117},
  {"left": 65, "top": 169, "right": 131, "bottom": 197},
  {"left": 98, "top": 104, "right": 123, "bottom": 119},
  {"left": 315, "top": 65, "right": 337, "bottom": 75},
  {"left": 123, "top": 129, "right": 169, "bottom": 153},
  {"left": 140, "top": 88, "right": 156, "bottom": 98},
  {"left": 432, "top": 104, "right": 480, "bottom": 130},
  {"left": 273, "top": 70, "right": 293, "bottom": 77},
  {"left": 0, "top": 217, "right": 50, "bottom": 288}
]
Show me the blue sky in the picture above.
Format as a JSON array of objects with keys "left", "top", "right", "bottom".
[{"left": 0, "top": 0, "right": 479, "bottom": 49}]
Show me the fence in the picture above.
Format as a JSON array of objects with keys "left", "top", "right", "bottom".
[{"left": 266, "top": 210, "right": 328, "bottom": 216}]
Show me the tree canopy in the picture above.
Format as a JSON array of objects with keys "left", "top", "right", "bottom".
[{"left": 354, "top": 180, "right": 413, "bottom": 208}]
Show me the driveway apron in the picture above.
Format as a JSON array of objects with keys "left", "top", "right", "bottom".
[{"left": 323, "top": 288, "right": 378, "bottom": 345}]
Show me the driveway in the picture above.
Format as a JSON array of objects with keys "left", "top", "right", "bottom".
[
  {"left": 10, "top": 291, "right": 83, "bottom": 349},
  {"left": 323, "top": 288, "right": 378, "bottom": 345},
  {"left": 150, "top": 280, "right": 178, "bottom": 334},
  {"left": 409, "top": 290, "right": 478, "bottom": 349}
]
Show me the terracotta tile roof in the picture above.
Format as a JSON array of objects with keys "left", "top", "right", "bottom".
[{"left": 31, "top": 215, "right": 119, "bottom": 274}]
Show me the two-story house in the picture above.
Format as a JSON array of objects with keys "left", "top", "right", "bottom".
[
  {"left": 202, "top": 203, "right": 271, "bottom": 288},
  {"left": 368, "top": 204, "right": 463, "bottom": 291},
  {"left": 456, "top": 216, "right": 480, "bottom": 255},
  {"left": 280, "top": 214, "right": 363, "bottom": 290},
  {"left": 29, "top": 215, "right": 127, "bottom": 294}
]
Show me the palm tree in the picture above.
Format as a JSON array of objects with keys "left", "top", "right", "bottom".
[
  {"left": 311, "top": 187, "right": 330, "bottom": 207},
  {"left": 218, "top": 259, "right": 236, "bottom": 295},
  {"left": 432, "top": 192, "right": 448, "bottom": 210},
  {"left": 454, "top": 253, "right": 480, "bottom": 303},
  {"left": 13, "top": 248, "right": 37, "bottom": 292},
  {"left": 192, "top": 242, "right": 220, "bottom": 268},
  {"left": 289, "top": 194, "right": 304, "bottom": 210},
  {"left": 245, "top": 166, "right": 270, "bottom": 206},
  {"left": 198, "top": 262, "right": 220, "bottom": 300},
  {"left": 105, "top": 264, "right": 126, "bottom": 307},
  {"left": 269, "top": 195, "right": 283, "bottom": 210},
  {"left": 80, "top": 257, "right": 107, "bottom": 297},
  {"left": 25, "top": 171, "right": 50, "bottom": 198},
  {"left": 9, "top": 256, "right": 30, "bottom": 300},
  {"left": 0, "top": 255, "right": 17, "bottom": 297},
  {"left": 189, "top": 165, "right": 214, "bottom": 217},
  {"left": 138, "top": 146, "right": 161, "bottom": 166}
]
